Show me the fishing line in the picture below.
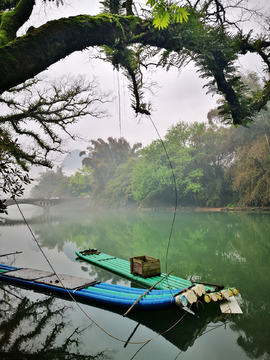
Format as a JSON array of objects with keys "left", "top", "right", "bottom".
[
  {"left": 130, "top": 340, "right": 150, "bottom": 360},
  {"left": 1, "top": 286, "right": 24, "bottom": 300},
  {"left": 1, "top": 112, "right": 180, "bottom": 346},
  {"left": 3, "top": 189, "right": 189, "bottom": 346},
  {"left": 112, "top": 69, "right": 122, "bottom": 138},
  {"left": 148, "top": 115, "right": 178, "bottom": 276},
  {"left": 117, "top": 71, "right": 122, "bottom": 138}
]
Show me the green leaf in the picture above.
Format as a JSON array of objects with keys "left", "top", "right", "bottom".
[
  {"left": 146, "top": 0, "right": 156, "bottom": 7},
  {"left": 153, "top": 12, "right": 170, "bottom": 29}
]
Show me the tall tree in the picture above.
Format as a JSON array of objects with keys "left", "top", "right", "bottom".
[
  {"left": 81, "top": 137, "right": 142, "bottom": 195},
  {"left": 98, "top": 157, "right": 138, "bottom": 207},
  {"left": 132, "top": 123, "right": 206, "bottom": 207},
  {"left": 68, "top": 165, "right": 94, "bottom": 197},
  {"left": 226, "top": 112, "right": 270, "bottom": 206},
  {"left": 190, "top": 125, "right": 236, "bottom": 206},
  {"left": 31, "top": 167, "right": 66, "bottom": 198}
]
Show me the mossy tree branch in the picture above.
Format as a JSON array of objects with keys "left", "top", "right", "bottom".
[
  {"left": 0, "top": 2, "right": 270, "bottom": 126},
  {"left": 0, "top": 0, "right": 35, "bottom": 45}
]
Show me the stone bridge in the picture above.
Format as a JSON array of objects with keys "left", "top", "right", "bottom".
[{"left": 5, "top": 197, "right": 79, "bottom": 208}]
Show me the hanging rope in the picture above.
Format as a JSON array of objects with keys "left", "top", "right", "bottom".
[
  {"left": 3, "top": 192, "right": 188, "bottom": 346},
  {"left": 117, "top": 71, "right": 122, "bottom": 138},
  {"left": 148, "top": 115, "right": 178, "bottom": 280},
  {"left": 1, "top": 111, "right": 181, "bottom": 347}
]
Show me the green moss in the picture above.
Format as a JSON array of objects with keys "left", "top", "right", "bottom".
[
  {"left": 0, "top": 31, "right": 9, "bottom": 46},
  {"left": 0, "top": 8, "right": 19, "bottom": 45}
]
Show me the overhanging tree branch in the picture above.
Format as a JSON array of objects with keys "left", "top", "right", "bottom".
[
  {"left": 0, "top": 75, "right": 112, "bottom": 168},
  {"left": 0, "top": 1, "right": 270, "bottom": 127}
]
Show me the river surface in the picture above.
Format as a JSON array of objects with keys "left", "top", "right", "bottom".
[{"left": 0, "top": 204, "right": 269, "bottom": 359}]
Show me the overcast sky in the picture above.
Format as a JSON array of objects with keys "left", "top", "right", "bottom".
[{"left": 20, "top": 0, "right": 265, "bottom": 172}]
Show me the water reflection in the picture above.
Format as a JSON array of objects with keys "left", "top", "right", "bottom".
[
  {"left": 0, "top": 284, "right": 114, "bottom": 359},
  {"left": 0, "top": 280, "right": 231, "bottom": 358},
  {"left": 1, "top": 209, "right": 270, "bottom": 359},
  {"left": 0, "top": 204, "right": 44, "bottom": 220}
]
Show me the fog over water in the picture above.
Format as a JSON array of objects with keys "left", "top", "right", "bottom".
[{"left": 1, "top": 206, "right": 269, "bottom": 359}]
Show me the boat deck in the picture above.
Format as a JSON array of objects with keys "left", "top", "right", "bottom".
[
  {"left": 75, "top": 250, "right": 214, "bottom": 292},
  {"left": 0, "top": 263, "right": 184, "bottom": 311},
  {"left": 1, "top": 267, "right": 97, "bottom": 289},
  {"left": 0, "top": 261, "right": 242, "bottom": 314}
]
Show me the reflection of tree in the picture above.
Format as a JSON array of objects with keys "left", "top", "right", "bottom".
[
  {"left": 226, "top": 213, "right": 270, "bottom": 360},
  {"left": 75, "top": 211, "right": 270, "bottom": 360},
  {"left": 3, "top": 210, "right": 270, "bottom": 359},
  {"left": 0, "top": 284, "right": 114, "bottom": 360},
  {"left": 231, "top": 305, "right": 270, "bottom": 360}
]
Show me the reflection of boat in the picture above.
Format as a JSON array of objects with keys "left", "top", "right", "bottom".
[
  {"left": 75, "top": 249, "right": 240, "bottom": 308},
  {"left": 0, "top": 263, "right": 195, "bottom": 311},
  {"left": 0, "top": 262, "right": 240, "bottom": 352},
  {"left": 125, "top": 304, "right": 231, "bottom": 352},
  {"left": 0, "top": 278, "right": 231, "bottom": 355}
]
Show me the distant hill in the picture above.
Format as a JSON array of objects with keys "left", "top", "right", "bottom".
[{"left": 62, "top": 149, "right": 86, "bottom": 175}]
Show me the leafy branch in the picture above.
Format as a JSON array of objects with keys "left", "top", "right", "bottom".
[{"left": 146, "top": 0, "right": 189, "bottom": 29}]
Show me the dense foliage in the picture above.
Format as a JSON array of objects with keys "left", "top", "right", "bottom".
[
  {"left": 1, "top": 0, "right": 270, "bottom": 126},
  {"left": 32, "top": 111, "right": 270, "bottom": 208},
  {"left": 2, "top": 0, "right": 270, "bottom": 211}
]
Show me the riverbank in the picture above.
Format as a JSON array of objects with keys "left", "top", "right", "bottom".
[{"left": 140, "top": 206, "right": 270, "bottom": 212}]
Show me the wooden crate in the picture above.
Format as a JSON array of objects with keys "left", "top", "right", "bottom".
[{"left": 130, "top": 255, "right": 161, "bottom": 278}]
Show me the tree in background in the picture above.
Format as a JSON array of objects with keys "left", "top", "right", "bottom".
[
  {"left": 132, "top": 122, "right": 206, "bottom": 207},
  {"left": 68, "top": 166, "right": 94, "bottom": 197},
  {"left": 207, "top": 71, "right": 270, "bottom": 207},
  {"left": 30, "top": 115, "right": 270, "bottom": 208},
  {"left": 131, "top": 121, "right": 241, "bottom": 208},
  {"left": 99, "top": 157, "right": 138, "bottom": 207},
  {"left": 191, "top": 125, "right": 236, "bottom": 206},
  {"left": 226, "top": 113, "right": 270, "bottom": 206},
  {"left": 31, "top": 167, "right": 68, "bottom": 198},
  {"left": 81, "top": 137, "right": 142, "bottom": 198}
]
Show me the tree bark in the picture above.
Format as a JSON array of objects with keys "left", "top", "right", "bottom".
[
  {"left": 0, "top": 15, "right": 145, "bottom": 93},
  {"left": 0, "top": 10, "right": 268, "bottom": 126},
  {"left": 0, "top": 14, "right": 189, "bottom": 95}
]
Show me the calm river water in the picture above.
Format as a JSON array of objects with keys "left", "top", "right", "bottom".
[{"left": 0, "top": 205, "right": 269, "bottom": 359}]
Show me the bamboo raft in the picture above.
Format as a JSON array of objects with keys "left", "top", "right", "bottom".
[
  {"left": 0, "top": 263, "right": 190, "bottom": 311},
  {"left": 75, "top": 249, "right": 240, "bottom": 306}
]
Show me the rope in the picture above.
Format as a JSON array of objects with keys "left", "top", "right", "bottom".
[
  {"left": 3, "top": 195, "right": 188, "bottom": 346},
  {"left": 123, "top": 270, "right": 174, "bottom": 317},
  {"left": 1, "top": 112, "right": 182, "bottom": 346},
  {"left": 148, "top": 115, "right": 178, "bottom": 285},
  {"left": 117, "top": 71, "right": 122, "bottom": 138}
]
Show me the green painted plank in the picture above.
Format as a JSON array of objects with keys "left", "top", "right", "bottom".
[{"left": 75, "top": 251, "right": 214, "bottom": 291}]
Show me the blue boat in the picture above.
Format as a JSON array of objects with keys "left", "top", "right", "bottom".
[{"left": 0, "top": 263, "right": 192, "bottom": 311}]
